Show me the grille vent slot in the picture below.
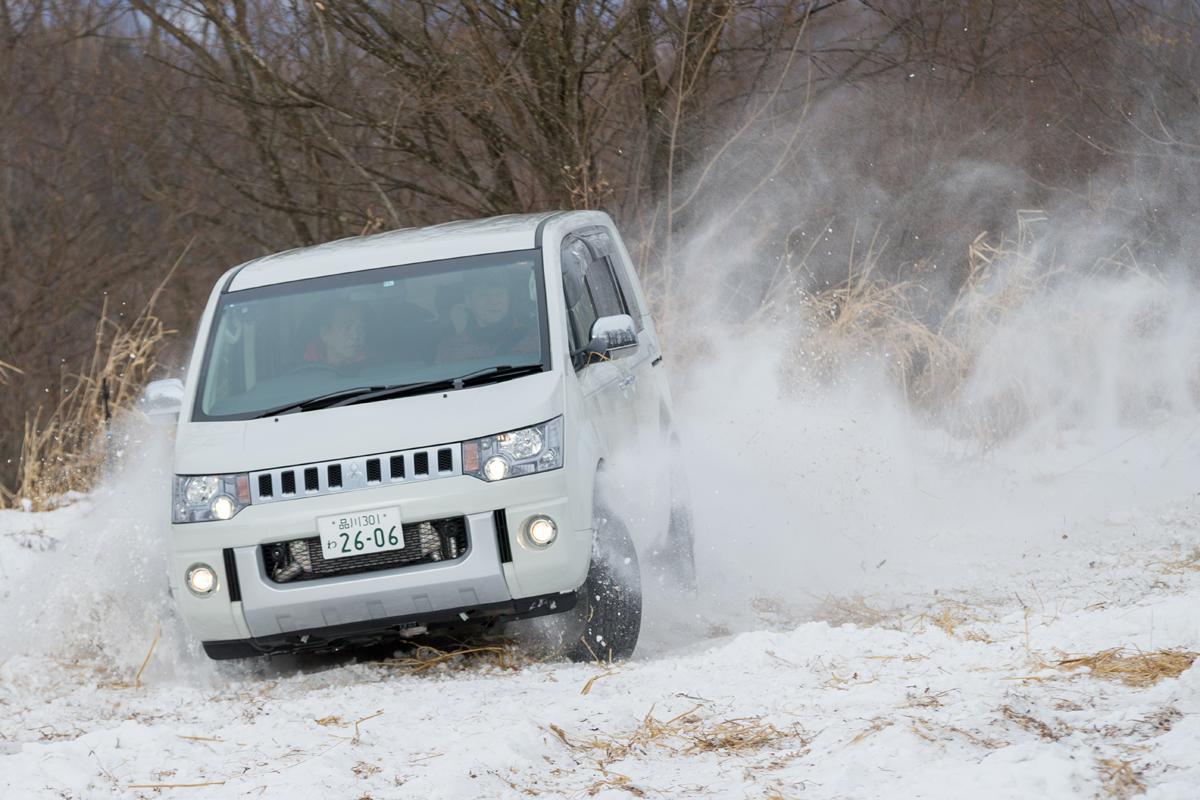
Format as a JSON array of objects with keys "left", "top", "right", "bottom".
[{"left": 250, "top": 442, "right": 464, "bottom": 504}]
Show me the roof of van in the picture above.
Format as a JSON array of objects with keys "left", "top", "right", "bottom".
[{"left": 225, "top": 210, "right": 586, "bottom": 292}]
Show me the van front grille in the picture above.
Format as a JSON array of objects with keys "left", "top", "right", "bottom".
[
  {"left": 263, "top": 516, "right": 469, "bottom": 583},
  {"left": 247, "top": 442, "right": 462, "bottom": 505}
]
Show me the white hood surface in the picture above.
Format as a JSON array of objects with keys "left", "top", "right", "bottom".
[{"left": 174, "top": 370, "right": 563, "bottom": 474}]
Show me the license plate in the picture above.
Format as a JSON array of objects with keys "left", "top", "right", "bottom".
[{"left": 317, "top": 507, "right": 403, "bottom": 560}]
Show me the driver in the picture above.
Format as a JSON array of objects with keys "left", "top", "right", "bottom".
[
  {"left": 304, "top": 302, "right": 367, "bottom": 366},
  {"left": 436, "top": 272, "right": 538, "bottom": 362}
]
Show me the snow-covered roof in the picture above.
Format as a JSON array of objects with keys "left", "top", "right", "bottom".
[{"left": 226, "top": 211, "right": 568, "bottom": 292}]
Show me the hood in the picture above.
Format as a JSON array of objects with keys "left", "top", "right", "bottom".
[{"left": 174, "top": 370, "right": 564, "bottom": 474}]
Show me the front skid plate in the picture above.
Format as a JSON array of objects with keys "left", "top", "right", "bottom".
[{"left": 202, "top": 590, "right": 576, "bottom": 659}]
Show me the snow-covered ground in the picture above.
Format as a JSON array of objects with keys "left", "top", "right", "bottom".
[
  {"left": 2, "top": 472, "right": 1198, "bottom": 799},
  {"left": 2, "top": 349, "right": 1200, "bottom": 799}
]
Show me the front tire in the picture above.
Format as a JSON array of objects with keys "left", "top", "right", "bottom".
[{"left": 563, "top": 508, "right": 642, "bottom": 663}]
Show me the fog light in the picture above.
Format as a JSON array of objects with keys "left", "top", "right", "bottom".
[
  {"left": 525, "top": 515, "right": 557, "bottom": 548},
  {"left": 483, "top": 455, "right": 509, "bottom": 482},
  {"left": 186, "top": 564, "right": 218, "bottom": 596},
  {"left": 209, "top": 495, "right": 236, "bottom": 520}
]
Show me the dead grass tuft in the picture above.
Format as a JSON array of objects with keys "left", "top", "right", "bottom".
[
  {"left": 848, "top": 717, "right": 893, "bottom": 745},
  {"left": 769, "top": 227, "right": 969, "bottom": 410},
  {"left": 1153, "top": 547, "right": 1200, "bottom": 574},
  {"left": 1, "top": 268, "right": 176, "bottom": 510},
  {"left": 1049, "top": 648, "right": 1198, "bottom": 688},
  {"left": 916, "top": 599, "right": 994, "bottom": 643},
  {"left": 379, "top": 643, "right": 530, "bottom": 673},
  {"left": 552, "top": 704, "right": 808, "bottom": 771},
  {"left": 907, "top": 717, "right": 1006, "bottom": 750},
  {"left": 1000, "top": 704, "right": 1062, "bottom": 741},
  {"left": 809, "top": 594, "right": 901, "bottom": 630},
  {"left": 755, "top": 212, "right": 1138, "bottom": 445},
  {"left": 1098, "top": 757, "right": 1146, "bottom": 799}
]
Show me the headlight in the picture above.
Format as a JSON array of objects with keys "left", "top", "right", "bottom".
[
  {"left": 173, "top": 473, "right": 251, "bottom": 523},
  {"left": 462, "top": 417, "right": 564, "bottom": 482}
]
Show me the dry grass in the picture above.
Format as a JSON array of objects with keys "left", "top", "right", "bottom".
[
  {"left": 1000, "top": 704, "right": 1062, "bottom": 741},
  {"left": 0, "top": 276, "right": 174, "bottom": 510},
  {"left": 809, "top": 594, "right": 902, "bottom": 630},
  {"left": 1048, "top": 648, "right": 1198, "bottom": 688},
  {"left": 847, "top": 717, "right": 893, "bottom": 745},
  {"left": 916, "top": 599, "right": 994, "bottom": 643},
  {"left": 1098, "top": 757, "right": 1146, "bottom": 799},
  {"left": 1153, "top": 547, "right": 1200, "bottom": 574},
  {"left": 768, "top": 227, "right": 969, "bottom": 409},
  {"left": 551, "top": 704, "right": 808, "bottom": 771},
  {"left": 754, "top": 212, "right": 1113, "bottom": 444},
  {"left": 378, "top": 643, "right": 530, "bottom": 673},
  {"left": 907, "top": 717, "right": 1006, "bottom": 750}
]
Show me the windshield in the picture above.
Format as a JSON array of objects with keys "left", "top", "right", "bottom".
[{"left": 194, "top": 250, "right": 550, "bottom": 420}]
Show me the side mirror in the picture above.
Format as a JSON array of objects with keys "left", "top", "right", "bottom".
[
  {"left": 140, "top": 378, "right": 184, "bottom": 425},
  {"left": 576, "top": 314, "right": 638, "bottom": 368}
]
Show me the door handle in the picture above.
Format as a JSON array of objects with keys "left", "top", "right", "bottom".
[{"left": 618, "top": 374, "right": 636, "bottom": 389}]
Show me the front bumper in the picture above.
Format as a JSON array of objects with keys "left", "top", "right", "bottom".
[
  {"left": 168, "top": 470, "right": 592, "bottom": 645},
  {"left": 234, "top": 510, "right": 509, "bottom": 636}
]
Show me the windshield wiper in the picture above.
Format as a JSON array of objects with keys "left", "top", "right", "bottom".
[
  {"left": 329, "top": 364, "right": 545, "bottom": 410},
  {"left": 254, "top": 386, "right": 383, "bottom": 418},
  {"left": 452, "top": 363, "right": 545, "bottom": 389}
]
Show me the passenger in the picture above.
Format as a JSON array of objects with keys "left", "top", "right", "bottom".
[
  {"left": 436, "top": 273, "right": 539, "bottom": 362},
  {"left": 304, "top": 302, "right": 367, "bottom": 366}
]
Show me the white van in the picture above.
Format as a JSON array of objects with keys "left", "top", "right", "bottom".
[{"left": 147, "top": 211, "right": 694, "bottom": 661}]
